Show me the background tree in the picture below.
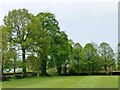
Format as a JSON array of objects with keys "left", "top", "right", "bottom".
[
  {"left": 55, "top": 31, "right": 69, "bottom": 75},
  {"left": 0, "top": 25, "right": 11, "bottom": 74},
  {"left": 98, "top": 42, "right": 115, "bottom": 73},
  {"left": 72, "top": 43, "right": 82, "bottom": 74},
  {"left": 82, "top": 43, "right": 96, "bottom": 74},
  {"left": 62, "top": 39, "right": 73, "bottom": 74}
]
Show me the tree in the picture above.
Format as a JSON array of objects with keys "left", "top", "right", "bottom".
[
  {"left": 62, "top": 39, "right": 73, "bottom": 74},
  {"left": 54, "top": 31, "right": 69, "bottom": 75},
  {"left": 0, "top": 26, "right": 10, "bottom": 74},
  {"left": 98, "top": 42, "right": 115, "bottom": 73},
  {"left": 3, "top": 9, "right": 33, "bottom": 77},
  {"left": 82, "top": 43, "right": 96, "bottom": 74},
  {"left": 118, "top": 43, "right": 120, "bottom": 71},
  {"left": 91, "top": 42, "right": 100, "bottom": 73},
  {"left": 72, "top": 43, "right": 83, "bottom": 74},
  {"left": 47, "top": 30, "right": 69, "bottom": 75},
  {"left": 36, "top": 12, "right": 61, "bottom": 75},
  {"left": 27, "top": 15, "right": 51, "bottom": 76}
]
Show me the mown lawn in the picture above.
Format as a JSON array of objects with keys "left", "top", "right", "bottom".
[{"left": 2, "top": 76, "right": 118, "bottom": 88}]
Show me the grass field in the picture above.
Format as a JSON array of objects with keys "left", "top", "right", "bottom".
[{"left": 2, "top": 76, "right": 118, "bottom": 88}]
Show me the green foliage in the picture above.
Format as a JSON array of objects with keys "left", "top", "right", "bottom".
[
  {"left": 0, "top": 25, "right": 17, "bottom": 73},
  {"left": 27, "top": 55, "right": 38, "bottom": 71},
  {"left": 118, "top": 43, "right": 120, "bottom": 71},
  {"left": 98, "top": 42, "right": 115, "bottom": 73},
  {"left": 69, "top": 43, "right": 83, "bottom": 73},
  {"left": 81, "top": 43, "right": 96, "bottom": 74}
]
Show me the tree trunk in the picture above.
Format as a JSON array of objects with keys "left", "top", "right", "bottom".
[
  {"left": 104, "top": 57, "right": 107, "bottom": 74},
  {"left": 78, "top": 60, "right": 80, "bottom": 75},
  {"left": 2, "top": 57, "right": 4, "bottom": 75},
  {"left": 57, "top": 66, "right": 61, "bottom": 75},
  {"left": 37, "top": 59, "right": 40, "bottom": 76},
  {"left": 88, "top": 58, "right": 91, "bottom": 75},
  {"left": 2, "top": 66, "right": 3, "bottom": 75},
  {"left": 63, "top": 65, "right": 67, "bottom": 74},
  {"left": 13, "top": 67, "right": 16, "bottom": 75},
  {"left": 2, "top": 56, "right": 4, "bottom": 79},
  {"left": 105, "top": 64, "right": 107, "bottom": 73},
  {"left": 37, "top": 69, "right": 40, "bottom": 76},
  {"left": 13, "top": 58, "right": 16, "bottom": 75},
  {"left": 22, "top": 48, "right": 26, "bottom": 77},
  {"left": 40, "top": 57, "right": 47, "bottom": 76},
  {"left": 2, "top": 66, "right": 4, "bottom": 81},
  {"left": 92, "top": 66, "right": 95, "bottom": 74}
]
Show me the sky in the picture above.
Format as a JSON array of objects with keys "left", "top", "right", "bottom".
[{"left": 0, "top": 0, "right": 118, "bottom": 53}]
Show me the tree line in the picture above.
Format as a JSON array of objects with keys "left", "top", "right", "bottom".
[{"left": 0, "top": 9, "right": 119, "bottom": 77}]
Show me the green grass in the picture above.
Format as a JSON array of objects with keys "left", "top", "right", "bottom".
[{"left": 2, "top": 76, "right": 118, "bottom": 88}]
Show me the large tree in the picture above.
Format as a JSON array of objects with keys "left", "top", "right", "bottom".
[
  {"left": 3, "top": 9, "right": 33, "bottom": 77},
  {"left": 36, "top": 12, "right": 62, "bottom": 75},
  {"left": 27, "top": 17, "right": 51, "bottom": 76}
]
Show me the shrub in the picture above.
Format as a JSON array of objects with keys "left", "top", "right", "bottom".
[
  {"left": 68, "top": 69, "right": 77, "bottom": 75},
  {"left": 111, "top": 71, "right": 120, "bottom": 75},
  {"left": 15, "top": 74, "right": 23, "bottom": 79},
  {"left": 2, "top": 75, "right": 10, "bottom": 81}
]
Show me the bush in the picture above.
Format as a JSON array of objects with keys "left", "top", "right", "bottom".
[
  {"left": 47, "top": 70, "right": 57, "bottom": 76},
  {"left": 15, "top": 74, "right": 23, "bottom": 79},
  {"left": 26, "top": 72, "right": 37, "bottom": 77},
  {"left": 68, "top": 70, "right": 77, "bottom": 75},
  {"left": 31, "top": 72, "right": 37, "bottom": 76},
  {"left": 79, "top": 73, "right": 89, "bottom": 75},
  {"left": 3, "top": 73, "right": 14, "bottom": 75},
  {"left": 2, "top": 75, "right": 10, "bottom": 81},
  {"left": 10, "top": 75, "right": 16, "bottom": 79},
  {"left": 111, "top": 71, "right": 120, "bottom": 75}
]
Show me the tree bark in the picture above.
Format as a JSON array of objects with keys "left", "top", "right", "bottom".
[
  {"left": 92, "top": 66, "right": 95, "bottom": 74},
  {"left": 22, "top": 48, "right": 26, "bottom": 77},
  {"left": 63, "top": 65, "right": 67, "bottom": 74},
  {"left": 2, "top": 66, "right": 3, "bottom": 75},
  {"left": 13, "top": 66, "right": 16, "bottom": 75},
  {"left": 105, "top": 64, "right": 107, "bottom": 73},
  {"left": 13, "top": 58, "right": 16, "bottom": 75},
  {"left": 2, "top": 57, "right": 4, "bottom": 75},
  {"left": 57, "top": 66, "right": 61, "bottom": 75},
  {"left": 40, "top": 57, "right": 47, "bottom": 76},
  {"left": 88, "top": 58, "right": 91, "bottom": 75},
  {"left": 78, "top": 60, "right": 80, "bottom": 75}
]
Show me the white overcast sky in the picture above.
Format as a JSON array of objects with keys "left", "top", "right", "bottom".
[{"left": 0, "top": 0, "right": 118, "bottom": 52}]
